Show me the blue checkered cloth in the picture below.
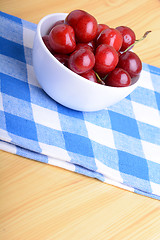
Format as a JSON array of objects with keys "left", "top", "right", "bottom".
[{"left": 0, "top": 11, "right": 160, "bottom": 200}]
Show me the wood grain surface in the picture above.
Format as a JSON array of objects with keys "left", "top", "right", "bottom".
[{"left": 0, "top": 0, "right": 160, "bottom": 239}]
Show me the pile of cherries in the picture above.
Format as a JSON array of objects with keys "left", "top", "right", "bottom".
[{"left": 42, "top": 10, "right": 145, "bottom": 87}]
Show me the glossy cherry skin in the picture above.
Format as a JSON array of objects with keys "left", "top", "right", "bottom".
[
  {"left": 105, "top": 68, "right": 131, "bottom": 87},
  {"left": 75, "top": 43, "right": 93, "bottom": 52},
  {"left": 118, "top": 51, "right": 142, "bottom": 78},
  {"left": 116, "top": 26, "right": 136, "bottom": 51},
  {"left": 65, "top": 10, "right": 98, "bottom": 42},
  {"left": 51, "top": 20, "right": 64, "bottom": 28},
  {"left": 65, "top": 9, "right": 85, "bottom": 26},
  {"left": 132, "top": 74, "right": 140, "bottom": 84},
  {"left": 80, "top": 70, "right": 98, "bottom": 83},
  {"left": 53, "top": 53, "right": 69, "bottom": 66},
  {"left": 49, "top": 24, "right": 76, "bottom": 54},
  {"left": 87, "top": 40, "right": 96, "bottom": 52},
  {"left": 48, "top": 20, "right": 64, "bottom": 34},
  {"left": 94, "top": 44, "right": 119, "bottom": 77},
  {"left": 68, "top": 48, "right": 95, "bottom": 74},
  {"left": 42, "top": 35, "right": 55, "bottom": 54},
  {"left": 97, "top": 28, "right": 123, "bottom": 51},
  {"left": 96, "top": 24, "right": 109, "bottom": 37}
]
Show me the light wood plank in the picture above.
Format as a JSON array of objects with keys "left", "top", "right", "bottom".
[{"left": 0, "top": 151, "right": 160, "bottom": 240}]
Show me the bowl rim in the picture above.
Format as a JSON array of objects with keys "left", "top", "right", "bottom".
[{"left": 36, "top": 12, "right": 140, "bottom": 90}]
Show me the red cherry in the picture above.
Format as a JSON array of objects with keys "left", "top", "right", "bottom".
[
  {"left": 105, "top": 68, "right": 131, "bottom": 87},
  {"left": 65, "top": 10, "right": 98, "bottom": 42},
  {"left": 48, "top": 20, "right": 64, "bottom": 34},
  {"left": 132, "top": 74, "right": 140, "bottom": 84},
  {"left": 94, "top": 44, "right": 119, "bottom": 77},
  {"left": 68, "top": 48, "right": 95, "bottom": 74},
  {"left": 53, "top": 53, "right": 69, "bottom": 66},
  {"left": 97, "top": 28, "right": 123, "bottom": 51},
  {"left": 51, "top": 20, "right": 64, "bottom": 28},
  {"left": 42, "top": 35, "right": 55, "bottom": 54},
  {"left": 49, "top": 24, "right": 76, "bottom": 54},
  {"left": 65, "top": 9, "right": 85, "bottom": 26},
  {"left": 80, "top": 70, "right": 98, "bottom": 83},
  {"left": 96, "top": 24, "right": 109, "bottom": 37},
  {"left": 118, "top": 51, "right": 142, "bottom": 78},
  {"left": 75, "top": 43, "right": 93, "bottom": 52},
  {"left": 87, "top": 40, "right": 96, "bottom": 52},
  {"left": 75, "top": 41, "right": 96, "bottom": 52},
  {"left": 116, "top": 26, "right": 136, "bottom": 51}
]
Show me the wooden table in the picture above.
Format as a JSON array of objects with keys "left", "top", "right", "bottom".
[{"left": 1, "top": 1, "right": 160, "bottom": 239}]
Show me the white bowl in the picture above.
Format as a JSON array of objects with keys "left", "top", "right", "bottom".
[{"left": 32, "top": 13, "right": 140, "bottom": 112}]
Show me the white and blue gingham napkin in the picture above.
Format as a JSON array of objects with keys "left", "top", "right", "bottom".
[{"left": 0, "top": 11, "right": 160, "bottom": 200}]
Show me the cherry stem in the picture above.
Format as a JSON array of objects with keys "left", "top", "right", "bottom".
[
  {"left": 102, "top": 74, "right": 108, "bottom": 81},
  {"left": 94, "top": 71, "right": 105, "bottom": 85},
  {"left": 123, "top": 30, "right": 152, "bottom": 53}
]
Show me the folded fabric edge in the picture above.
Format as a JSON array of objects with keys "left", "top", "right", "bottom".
[
  {"left": 0, "top": 137, "right": 151, "bottom": 193},
  {"left": 0, "top": 140, "right": 160, "bottom": 200}
]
